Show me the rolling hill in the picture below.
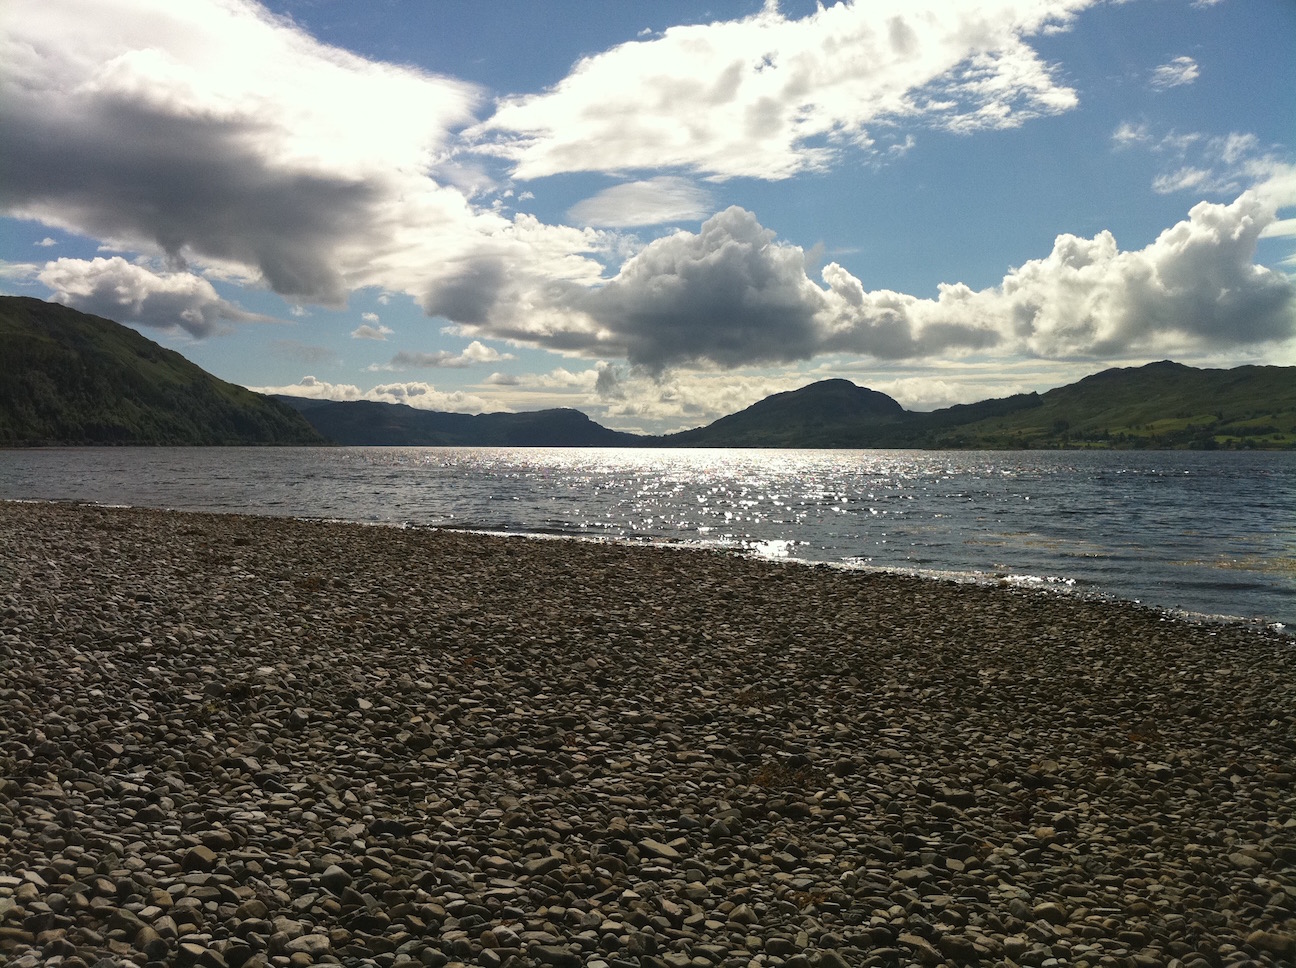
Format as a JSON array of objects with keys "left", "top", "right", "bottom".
[{"left": 0, "top": 296, "right": 324, "bottom": 446}]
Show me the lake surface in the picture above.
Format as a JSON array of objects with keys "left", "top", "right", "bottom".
[{"left": 1, "top": 447, "right": 1292, "bottom": 629}]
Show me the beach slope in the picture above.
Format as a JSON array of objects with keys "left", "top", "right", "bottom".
[{"left": 1, "top": 502, "right": 1293, "bottom": 967}]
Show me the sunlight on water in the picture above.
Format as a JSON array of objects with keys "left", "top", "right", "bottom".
[{"left": 1, "top": 446, "right": 1292, "bottom": 627}]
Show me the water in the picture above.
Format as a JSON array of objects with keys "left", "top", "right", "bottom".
[{"left": 2, "top": 447, "right": 1292, "bottom": 629}]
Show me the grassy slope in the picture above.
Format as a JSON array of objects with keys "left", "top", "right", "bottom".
[
  {"left": 0, "top": 296, "right": 324, "bottom": 446},
  {"left": 924, "top": 361, "right": 1296, "bottom": 449}
]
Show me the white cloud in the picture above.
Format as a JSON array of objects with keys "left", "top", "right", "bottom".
[
  {"left": 379, "top": 340, "right": 514, "bottom": 370},
  {"left": 1149, "top": 56, "right": 1199, "bottom": 91},
  {"left": 1119, "top": 124, "right": 1292, "bottom": 203},
  {"left": 1111, "top": 121, "right": 1150, "bottom": 148},
  {"left": 250, "top": 375, "right": 495, "bottom": 412},
  {"left": 567, "top": 177, "right": 714, "bottom": 228},
  {"left": 483, "top": 372, "right": 522, "bottom": 386},
  {"left": 1152, "top": 167, "right": 1212, "bottom": 195},
  {"left": 0, "top": 259, "right": 40, "bottom": 281},
  {"left": 37, "top": 255, "right": 269, "bottom": 336},
  {"left": 938, "top": 192, "right": 1294, "bottom": 357},
  {"left": 470, "top": 0, "right": 1092, "bottom": 181},
  {"left": 34, "top": 237, "right": 57, "bottom": 247},
  {"left": 351, "top": 322, "right": 393, "bottom": 340},
  {"left": 1261, "top": 217, "right": 1296, "bottom": 240}
]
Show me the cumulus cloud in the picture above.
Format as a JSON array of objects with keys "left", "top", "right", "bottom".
[
  {"left": 821, "top": 191, "right": 1294, "bottom": 360},
  {"left": 452, "top": 195, "right": 1294, "bottom": 369},
  {"left": 1150, "top": 56, "right": 1199, "bottom": 90},
  {"left": 250, "top": 375, "right": 495, "bottom": 412},
  {"left": 470, "top": 0, "right": 1091, "bottom": 181},
  {"left": 567, "top": 177, "right": 714, "bottom": 228},
  {"left": 593, "top": 362, "right": 625, "bottom": 400},
  {"left": 578, "top": 206, "right": 831, "bottom": 369},
  {"left": 37, "top": 256, "right": 268, "bottom": 336},
  {"left": 34, "top": 237, "right": 57, "bottom": 247},
  {"left": 483, "top": 372, "right": 522, "bottom": 386}
]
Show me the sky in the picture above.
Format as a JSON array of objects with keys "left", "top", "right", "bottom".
[{"left": 2, "top": 0, "right": 1294, "bottom": 434}]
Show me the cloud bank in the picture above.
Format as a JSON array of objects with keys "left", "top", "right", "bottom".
[
  {"left": 1, "top": 0, "right": 605, "bottom": 317},
  {"left": 251, "top": 375, "right": 495, "bottom": 413},
  {"left": 452, "top": 193, "right": 1295, "bottom": 371}
]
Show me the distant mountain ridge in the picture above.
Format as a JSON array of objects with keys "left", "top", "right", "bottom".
[
  {"left": 275, "top": 396, "right": 640, "bottom": 447},
  {"left": 3, "top": 296, "right": 1292, "bottom": 449},
  {"left": 658, "top": 361, "right": 1295, "bottom": 449},
  {"left": 0, "top": 296, "right": 323, "bottom": 446},
  {"left": 280, "top": 360, "right": 1295, "bottom": 450}
]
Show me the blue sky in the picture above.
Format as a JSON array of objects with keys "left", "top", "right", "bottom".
[{"left": 2, "top": 0, "right": 1293, "bottom": 433}]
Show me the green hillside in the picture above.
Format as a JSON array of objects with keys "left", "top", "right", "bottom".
[
  {"left": 920, "top": 361, "right": 1296, "bottom": 450},
  {"left": 0, "top": 296, "right": 324, "bottom": 446},
  {"left": 656, "top": 363, "right": 1294, "bottom": 450}
]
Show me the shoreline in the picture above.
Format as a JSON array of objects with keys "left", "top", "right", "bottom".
[
  {"left": 11, "top": 496, "right": 1290, "bottom": 638},
  {"left": 2, "top": 500, "right": 1294, "bottom": 968}
]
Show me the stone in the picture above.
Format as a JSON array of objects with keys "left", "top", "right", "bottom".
[{"left": 320, "top": 865, "right": 352, "bottom": 893}]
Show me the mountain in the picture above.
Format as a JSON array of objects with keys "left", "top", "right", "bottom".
[
  {"left": 0, "top": 296, "right": 324, "bottom": 446},
  {"left": 275, "top": 395, "right": 641, "bottom": 447},
  {"left": 661, "top": 378, "right": 906, "bottom": 447}
]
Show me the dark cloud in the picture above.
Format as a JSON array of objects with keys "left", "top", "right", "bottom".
[
  {"left": 3, "top": 99, "right": 376, "bottom": 305},
  {"left": 421, "top": 259, "right": 506, "bottom": 324},
  {"left": 578, "top": 207, "right": 828, "bottom": 372},
  {"left": 594, "top": 362, "right": 625, "bottom": 399}
]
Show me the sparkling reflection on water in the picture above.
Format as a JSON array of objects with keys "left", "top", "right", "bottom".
[{"left": 1, "top": 447, "right": 1292, "bottom": 628}]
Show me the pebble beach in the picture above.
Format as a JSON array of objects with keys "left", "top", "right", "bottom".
[{"left": 1, "top": 500, "right": 1293, "bottom": 968}]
